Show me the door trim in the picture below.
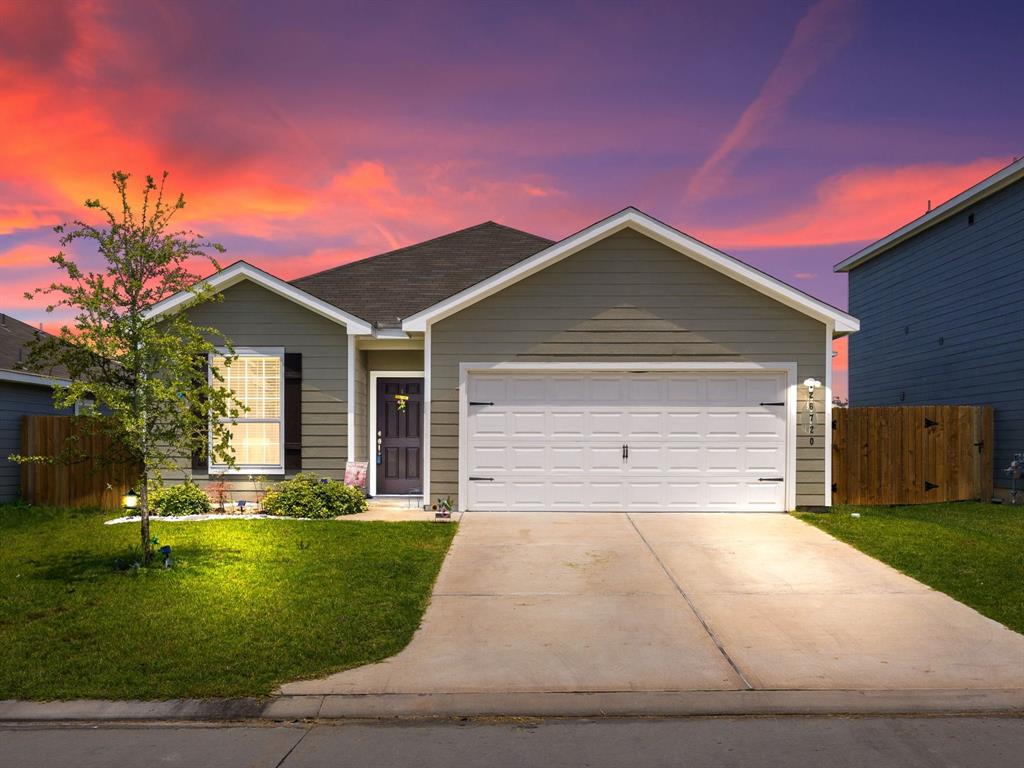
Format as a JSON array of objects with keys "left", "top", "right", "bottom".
[
  {"left": 458, "top": 361, "right": 798, "bottom": 512},
  {"left": 369, "top": 370, "right": 425, "bottom": 497}
]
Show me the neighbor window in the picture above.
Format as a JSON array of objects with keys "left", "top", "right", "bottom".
[{"left": 209, "top": 349, "right": 284, "bottom": 472}]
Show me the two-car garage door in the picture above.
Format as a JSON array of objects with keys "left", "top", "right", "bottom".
[{"left": 465, "top": 370, "right": 790, "bottom": 512}]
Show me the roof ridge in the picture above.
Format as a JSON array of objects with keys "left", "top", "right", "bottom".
[{"left": 292, "top": 221, "right": 550, "bottom": 284}]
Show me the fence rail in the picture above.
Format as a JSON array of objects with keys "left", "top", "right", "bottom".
[
  {"left": 20, "top": 415, "right": 138, "bottom": 511},
  {"left": 832, "top": 405, "right": 993, "bottom": 505}
]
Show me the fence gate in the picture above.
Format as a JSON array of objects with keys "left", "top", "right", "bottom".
[
  {"left": 20, "top": 415, "right": 139, "bottom": 511},
  {"left": 832, "top": 405, "right": 993, "bottom": 505}
]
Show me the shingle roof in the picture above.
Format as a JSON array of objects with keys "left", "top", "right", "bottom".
[
  {"left": 0, "top": 313, "right": 70, "bottom": 381},
  {"left": 291, "top": 221, "right": 554, "bottom": 327}
]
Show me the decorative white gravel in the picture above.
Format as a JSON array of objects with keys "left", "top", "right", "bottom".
[{"left": 104, "top": 513, "right": 323, "bottom": 525}]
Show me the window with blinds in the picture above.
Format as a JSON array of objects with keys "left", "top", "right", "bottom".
[{"left": 209, "top": 351, "right": 284, "bottom": 470}]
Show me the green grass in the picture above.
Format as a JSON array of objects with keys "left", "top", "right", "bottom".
[
  {"left": 796, "top": 502, "right": 1024, "bottom": 634},
  {"left": 0, "top": 504, "right": 456, "bottom": 700}
]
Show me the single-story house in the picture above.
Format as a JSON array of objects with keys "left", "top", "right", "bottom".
[
  {"left": 835, "top": 157, "right": 1024, "bottom": 498},
  {"left": 148, "top": 208, "right": 859, "bottom": 512},
  {"left": 0, "top": 313, "right": 72, "bottom": 503}
]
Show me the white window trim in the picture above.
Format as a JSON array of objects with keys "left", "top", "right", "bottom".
[
  {"left": 457, "top": 361, "right": 798, "bottom": 513},
  {"left": 208, "top": 346, "right": 286, "bottom": 475},
  {"left": 368, "top": 369, "right": 425, "bottom": 497}
]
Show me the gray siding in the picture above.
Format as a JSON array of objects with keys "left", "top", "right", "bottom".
[
  {"left": 0, "top": 381, "right": 72, "bottom": 502},
  {"left": 354, "top": 349, "right": 368, "bottom": 463},
  {"left": 365, "top": 350, "right": 424, "bottom": 372},
  {"left": 431, "top": 228, "right": 828, "bottom": 508},
  {"left": 848, "top": 179, "right": 1024, "bottom": 489},
  {"left": 171, "top": 280, "right": 349, "bottom": 495}
]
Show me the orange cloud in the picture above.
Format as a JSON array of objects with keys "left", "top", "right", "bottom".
[
  {"left": 697, "top": 157, "right": 1009, "bottom": 250},
  {"left": 832, "top": 336, "right": 848, "bottom": 373}
]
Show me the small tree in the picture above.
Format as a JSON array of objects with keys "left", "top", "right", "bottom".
[{"left": 18, "top": 171, "right": 245, "bottom": 563}]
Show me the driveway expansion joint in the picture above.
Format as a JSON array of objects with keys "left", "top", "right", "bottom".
[{"left": 625, "top": 512, "right": 755, "bottom": 691}]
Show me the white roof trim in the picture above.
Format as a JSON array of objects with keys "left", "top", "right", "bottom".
[
  {"left": 143, "top": 261, "right": 373, "bottom": 334},
  {"left": 835, "top": 156, "right": 1024, "bottom": 273},
  {"left": 0, "top": 368, "right": 71, "bottom": 387},
  {"left": 373, "top": 328, "right": 410, "bottom": 339},
  {"left": 402, "top": 207, "right": 859, "bottom": 335}
]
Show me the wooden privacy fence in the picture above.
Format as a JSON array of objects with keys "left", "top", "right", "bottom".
[
  {"left": 20, "top": 415, "right": 139, "bottom": 511},
  {"left": 832, "top": 405, "right": 993, "bottom": 505}
]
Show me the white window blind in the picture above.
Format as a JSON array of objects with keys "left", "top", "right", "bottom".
[{"left": 210, "top": 351, "right": 284, "bottom": 470}]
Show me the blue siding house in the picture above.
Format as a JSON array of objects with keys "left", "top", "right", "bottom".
[
  {"left": 0, "top": 314, "right": 72, "bottom": 502},
  {"left": 835, "top": 158, "right": 1024, "bottom": 495}
]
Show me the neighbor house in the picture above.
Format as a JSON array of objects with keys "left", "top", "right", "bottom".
[
  {"left": 835, "top": 157, "right": 1024, "bottom": 498},
  {"left": 148, "top": 208, "right": 859, "bottom": 512},
  {"left": 0, "top": 313, "right": 72, "bottom": 502}
]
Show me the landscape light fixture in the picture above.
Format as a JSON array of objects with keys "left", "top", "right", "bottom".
[{"left": 122, "top": 489, "right": 139, "bottom": 510}]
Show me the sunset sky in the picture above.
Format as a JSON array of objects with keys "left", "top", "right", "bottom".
[{"left": 1, "top": 0, "right": 1021, "bottom": 398}]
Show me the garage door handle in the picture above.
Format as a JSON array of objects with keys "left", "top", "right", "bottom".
[
  {"left": 469, "top": 476, "right": 494, "bottom": 481},
  {"left": 469, "top": 401, "right": 494, "bottom": 406},
  {"left": 758, "top": 477, "right": 784, "bottom": 482},
  {"left": 759, "top": 401, "right": 785, "bottom": 406}
]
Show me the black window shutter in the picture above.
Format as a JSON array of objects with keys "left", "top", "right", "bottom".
[
  {"left": 191, "top": 354, "right": 208, "bottom": 472},
  {"left": 284, "top": 353, "right": 302, "bottom": 472}
]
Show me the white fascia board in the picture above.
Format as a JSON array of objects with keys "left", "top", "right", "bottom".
[
  {"left": 0, "top": 368, "right": 71, "bottom": 387},
  {"left": 835, "top": 157, "right": 1024, "bottom": 273},
  {"left": 403, "top": 208, "right": 859, "bottom": 335},
  {"left": 143, "top": 261, "right": 373, "bottom": 334},
  {"left": 372, "top": 328, "right": 410, "bottom": 339}
]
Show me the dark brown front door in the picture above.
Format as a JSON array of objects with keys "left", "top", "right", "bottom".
[{"left": 376, "top": 378, "right": 423, "bottom": 494}]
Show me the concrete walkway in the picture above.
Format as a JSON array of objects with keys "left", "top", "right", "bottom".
[{"left": 282, "top": 512, "right": 1024, "bottom": 696}]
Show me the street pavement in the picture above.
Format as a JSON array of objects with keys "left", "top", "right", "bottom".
[{"left": 2, "top": 716, "right": 1022, "bottom": 767}]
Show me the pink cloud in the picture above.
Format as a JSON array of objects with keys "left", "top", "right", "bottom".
[{"left": 695, "top": 157, "right": 1009, "bottom": 249}]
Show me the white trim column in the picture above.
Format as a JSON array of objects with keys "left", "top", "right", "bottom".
[
  {"left": 825, "top": 322, "right": 834, "bottom": 507},
  {"left": 422, "top": 325, "right": 432, "bottom": 509},
  {"left": 346, "top": 335, "right": 355, "bottom": 465}
]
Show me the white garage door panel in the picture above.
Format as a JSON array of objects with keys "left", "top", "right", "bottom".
[{"left": 466, "top": 371, "right": 788, "bottom": 512}]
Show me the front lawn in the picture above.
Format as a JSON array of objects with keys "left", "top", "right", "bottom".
[
  {"left": 796, "top": 502, "right": 1024, "bottom": 634},
  {"left": 0, "top": 504, "right": 456, "bottom": 700}
]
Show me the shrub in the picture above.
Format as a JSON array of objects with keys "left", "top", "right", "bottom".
[
  {"left": 149, "top": 482, "right": 212, "bottom": 517},
  {"left": 261, "top": 473, "right": 367, "bottom": 519}
]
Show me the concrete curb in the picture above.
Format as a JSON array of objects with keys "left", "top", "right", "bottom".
[{"left": 2, "top": 689, "right": 1023, "bottom": 722}]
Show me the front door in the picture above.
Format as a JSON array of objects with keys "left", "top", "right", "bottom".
[{"left": 376, "top": 377, "right": 424, "bottom": 494}]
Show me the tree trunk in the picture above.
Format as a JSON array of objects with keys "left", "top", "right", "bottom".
[{"left": 140, "top": 474, "right": 152, "bottom": 565}]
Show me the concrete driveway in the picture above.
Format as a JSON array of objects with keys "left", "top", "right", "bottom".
[{"left": 282, "top": 513, "right": 1024, "bottom": 695}]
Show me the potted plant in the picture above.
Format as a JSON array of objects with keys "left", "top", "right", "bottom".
[{"left": 433, "top": 495, "right": 453, "bottom": 522}]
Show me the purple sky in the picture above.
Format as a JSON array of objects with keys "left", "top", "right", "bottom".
[{"left": 2, "top": 0, "right": 1022, "bottom": 396}]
